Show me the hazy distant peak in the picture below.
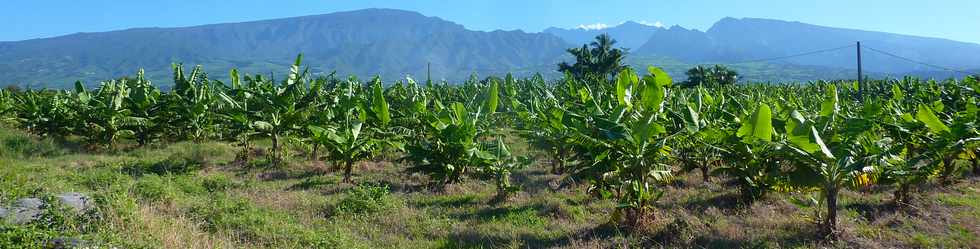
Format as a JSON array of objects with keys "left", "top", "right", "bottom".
[
  {"left": 568, "top": 20, "right": 665, "bottom": 31},
  {"left": 621, "top": 20, "right": 665, "bottom": 28},
  {"left": 545, "top": 19, "right": 670, "bottom": 50},
  {"left": 665, "top": 25, "right": 691, "bottom": 31}
]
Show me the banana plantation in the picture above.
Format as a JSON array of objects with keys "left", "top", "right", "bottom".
[{"left": 1, "top": 55, "right": 979, "bottom": 248}]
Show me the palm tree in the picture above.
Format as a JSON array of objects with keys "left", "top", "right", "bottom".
[
  {"left": 558, "top": 34, "right": 627, "bottom": 80},
  {"left": 685, "top": 65, "right": 739, "bottom": 87}
]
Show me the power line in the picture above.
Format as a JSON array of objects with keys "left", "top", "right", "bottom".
[
  {"left": 643, "top": 44, "right": 856, "bottom": 69},
  {"left": 722, "top": 44, "right": 856, "bottom": 65},
  {"left": 439, "top": 44, "right": 980, "bottom": 78},
  {"left": 454, "top": 44, "right": 859, "bottom": 72},
  {"left": 863, "top": 46, "right": 979, "bottom": 76}
]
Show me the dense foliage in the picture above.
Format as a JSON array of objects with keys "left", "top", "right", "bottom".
[
  {"left": 684, "top": 65, "right": 740, "bottom": 87},
  {"left": 2, "top": 55, "right": 979, "bottom": 239},
  {"left": 557, "top": 34, "right": 628, "bottom": 80}
]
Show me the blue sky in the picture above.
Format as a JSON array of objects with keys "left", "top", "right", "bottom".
[{"left": 3, "top": 0, "right": 979, "bottom": 43}]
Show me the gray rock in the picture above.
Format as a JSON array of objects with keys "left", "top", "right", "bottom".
[
  {"left": 55, "top": 192, "right": 93, "bottom": 212},
  {"left": 0, "top": 207, "right": 7, "bottom": 220},
  {"left": 45, "top": 237, "right": 87, "bottom": 249},
  {"left": 11, "top": 198, "right": 44, "bottom": 224}
]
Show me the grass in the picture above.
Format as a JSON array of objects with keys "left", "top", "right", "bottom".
[{"left": 1, "top": 126, "right": 978, "bottom": 248}]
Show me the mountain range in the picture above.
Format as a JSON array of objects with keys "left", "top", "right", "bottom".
[
  {"left": 1, "top": 8, "right": 978, "bottom": 88},
  {"left": 544, "top": 21, "right": 664, "bottom": 51}
]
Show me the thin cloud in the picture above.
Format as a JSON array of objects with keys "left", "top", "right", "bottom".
[
  {"left": 637, "top": 20, "right": 665, "bottom": 28},
  {"left": 575, "top": 23, "right": 610, "bottom": 30}
]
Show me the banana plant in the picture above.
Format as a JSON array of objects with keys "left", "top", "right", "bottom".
[
  {"left": 308, "top": 77, "right": 392, "bottom": 183},
  {"left": 877, "top": 82, "right": 979, "bottom": 204},
  {"left": 713, "top": 101, "right": 784, "bottom": 201},
  {"left": 216, "top": 69, "right": 264, "bottom": 162},
  {"left": 11, "top": 90, "right": 76, "bottom": 138},
  {"left": 921, "top": 100, "right": 980, "bottom": 185},
  {"left": 404, "top": 101, "right": 486, "bottom": 187},
  {"left": 403, "top": 77, "right": 504, "bottom": 187},
  {"left": 249, "top": 55, "right": 320, "bottom": 164},
  {"left": 0, "top": 89, "right": 11, "bottom": 122},
  {"left": 166, "top": 64, "right": 218, "bottom": 142},
  {"left": 476, "top": 138, "right": 530, "bottom": 202},
  {"left": 781, "top": 110, "right": 860, "bottom": 237},
  {"left": 124, "top": 69, "right": 165, "bottom": 146},
  {"left": 524, "top": 94, "right": 579, "bottom": 174},
  {"left": 568, "top": 67, "right": 674, "bottom": 225},
  {"left": 74, "top": 80, "right": 143, "bottom": 149},
  {"left": 673, "top": 86, "right": 727, "bottom": 182}
]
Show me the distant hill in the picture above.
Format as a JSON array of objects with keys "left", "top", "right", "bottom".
[
  {"left": 543, "top": 21, "right": 664, "bottom": 51},
  {"left": 633, "top": 17, "right": 980, "bottom": 75},
  {"left": 1, "top": 10, "right": 979, "bottom": 88},
  {"left": 0, "top": 8, "right": 571, "bottom": 88}
]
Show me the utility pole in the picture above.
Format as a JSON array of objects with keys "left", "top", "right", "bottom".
[{"left": 857, "top": 41, "right": 863, "bottom": 100}]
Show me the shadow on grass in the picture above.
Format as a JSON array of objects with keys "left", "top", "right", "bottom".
[
  {"left": 410, "top": 194, "right": 481, "bottom": 209},
  {"left": 845, "top": 201, "right": 898, "bottom": 222},
  {"left": 466, "top": 206, "right": 539, "bottom": 222},
  {"left": 440, "top": 222, "right": 624, "bottom": 249},
  {"left": 681, "top": 192, "right": 743, "bottom": 213},
  {"left": 229, "top": 162, "right": 321, "bottom": 183},
  {"left": 372, "top": 178, "right": 428, "bottom": 194},
  {"left": 121, "top": 157, "right": 203, "bottom": 177},
  {"left": 286, "top": 176, "right": 339, "bottom": 191},
  {"left": 689, "top": 220, "right": 824, "bottom": 248},
  {"left": 510, "top": 167, "right": 567, "bottom": 194}
]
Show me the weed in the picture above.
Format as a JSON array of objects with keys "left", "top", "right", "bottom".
[{"left": 334, "top": 184, "right": 395, "bottom": 216}]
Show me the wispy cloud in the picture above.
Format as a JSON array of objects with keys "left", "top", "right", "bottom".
[
  {"left": 575, "top": 23, "right": 610, "bottom": 30},
  {"left": 637, "top": 20, "right": 665, "bottom": 28}
]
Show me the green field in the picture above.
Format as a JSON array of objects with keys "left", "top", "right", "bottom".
[{"left": 1, "top": 59, "right": 978, "bottom": 248}]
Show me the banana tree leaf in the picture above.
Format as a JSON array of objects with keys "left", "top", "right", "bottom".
[
  {"left": 916, "top": 103, "right": 950, "bottom": 134},
  {"left": 738, "top": 104, "right": 773, "bottom": 142}
]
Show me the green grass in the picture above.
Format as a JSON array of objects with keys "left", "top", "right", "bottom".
[{"left": 1, "top": 126, "right": 978, "bottom": 248}]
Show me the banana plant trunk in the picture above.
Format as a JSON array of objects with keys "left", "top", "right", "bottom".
[
  {"left": 105, "top": 130, "right": 117, "bottom": 150},
  {"left": 310, "top": 144, "right": 320, "bottom": 161},
  {"left": 551, "top": 149, "right": 565, "bottom": 174},
  {"left": 824, "top": 186, "right": 839, "bottom": 238},
  {"left": 136, "top": 131, "right": 149, "bottom": 147},
  {"left": 271, "top": 133, "right": 280, "bottom": 164},
  {"left": 973, "top": 157, "right": 979, "bottom": 176},
  {"left": 700, "top": 162, "right": 710, "bottom": 183},
  {"left": 343, "top": 159, "right": 353, "bottom": 183},
  {"left": 894, "top": 183, "right": 910, "bottom": 205},
  {"left": 494, "top": 172, "right": 512, "bottom": 202},
  {"left": 939, "top": 155, "right": 955, "bottom": 186},
  {"left": 443, "top": 168, "right": 464, "bottom": 187},
  {"left": 237, "top": 138, "right": 251, "bottom": 163}
]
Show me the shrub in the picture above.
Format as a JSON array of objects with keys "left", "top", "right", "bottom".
[
  {"left": 201, "top": 174, "right": 241, "bottom": 193},
  {"left": 121, "top": 155, "right": 203, "bottom": 177},
  {"left": 480, "top": 206, "right": 546, "bottom": 227},
  {"left": 0, "top": 196, "right": 101, "bottom": 249},
  {"left": 0, "top": 129, "right": 63, "bottom": 159},
  {"left": 333, "top": 184, "right": 393, "bottom": 216},
  {"left": 187, "top": 195, "right": 333, "bottom": 247},
  {"left": 33, "top": 195, "right": 99, "bottom": 233},
  {"left": 0, "top": 224, "right": 53, "bottom": 249},
  {"left": 188, "top": 195, "right": 272, "bottom": 240},
  {"left": 172, "top": 175, "right": 207, "bottom": 195},
  {"left": 77, "top": 166, "right": 132, "bottom": 192},
  {"left": 133, "top": 174, "right": 173, "bottom": 202}
]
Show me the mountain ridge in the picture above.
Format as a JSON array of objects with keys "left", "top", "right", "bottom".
[
  {"left": 0, "top": 8, "right": 572, "bottom": 88},
  {"left": 632, "top": 17, "right": 980, "bottom": 73},
  {"left": 1, "top": 9, "right": 978, "bottom": 88},
  {"left": 544, "top": 21, "right": 664, "bottom": 51}
]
